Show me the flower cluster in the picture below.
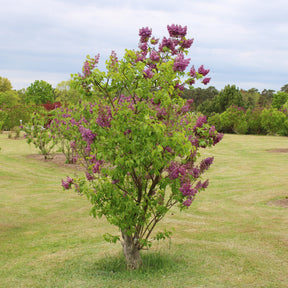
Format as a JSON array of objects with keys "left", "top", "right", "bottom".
[
  {"left": 139, "top": 26, "right": 152, "bottom": 43},
  {"left": 181, "top": 99, "right": 194, "bottom": 113},
  {"left": 167, "top": 156, "right": 213, "bottom": 207},
  {"left": 96, "top": 105, "right": 112, "bottom": 128},
  {"left": 167, "top": 24, "right": 187, "bottom": 38},
  {"left": 173, "top": 54, "right": 190, "bottom": 72},
  {"left": 82, "top": 54, "right": 100, "bottom": 78},
  {"left": 79, "top": 126, "right": 96, "bottom": 145},
  {"left": 62, "top": 176, "right": 73, "bottom": 190},
  {"left": 143, "top": 67, "right": 154, "bottom": 79}
]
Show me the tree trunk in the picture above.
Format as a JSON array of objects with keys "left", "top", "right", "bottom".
[{"left": 121, "top": 231, "right": 142, "bottom": 270}]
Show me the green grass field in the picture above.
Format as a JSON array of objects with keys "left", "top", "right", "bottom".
[{"left": 0, "top": 133, "right": 287, "bottom": 288}]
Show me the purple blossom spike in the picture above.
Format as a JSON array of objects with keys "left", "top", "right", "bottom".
[
  {"left": 86, "top": 172, "right": 94, "bottom": 181},
  {"left": 202, "top": 77, "right": 211, "bottom": 85},
  {"left": 167, "top": 24, "right": 187, "bottom": 38},
  {"left": 139, "top": 26, "right": 152, "bottom": 43},
  {"left": 183, "top": 198, "right": 193, "bottom": 207},
  {"left": 199, "top": 157, "right": 214, "bottom": 173},
  {"left": 96, "top": 106, "right": 112, "bottom": 128},
  {"left": 159, "top": 37, "right": 176, "bottom": 53},
  {"left": 190, "top": 65, "right": 197, "bottom": 78},
  {"left": 173, "top": 54, "right": 190, "bottom": 72},
  {"left": 150, "top": 37, "right": 159, "bottom": 45},
  {"left": 93, "top": 161, "right": 102, "bottom": 173},
  {"left": 180, "top": 38, "right": 194, "bottom": 49},
  {"left": 79, "top": 126, "right": 96, "bottom": 145},
  {"left": 62, "top": 176, "right": 73, "bottom": 190},
  {"left": 143, "top": 67, "right": 154, "bottom": 79},
  {"left": 198, "top": 65, "right": 210, "bottom": 76},
  {"left": 179, "top": 182, "right": 197, "bottom": 196},
  {"left": 150, "top": 50, "right": 160, "bottom": 62},
  {"left": 181, "top": 99, "right": 194, "bottom": 113},
  {"left": 193, "top": 116, "right": 207, "bottom": 132}
]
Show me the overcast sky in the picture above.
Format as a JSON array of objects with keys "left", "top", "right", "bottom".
[{"left": 1, "top": 0, "right": 288, "bottom": 92}]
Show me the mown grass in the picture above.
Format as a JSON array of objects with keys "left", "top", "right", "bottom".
[{"left": 0, "top": 133, "right": 287, "bottom": 288}]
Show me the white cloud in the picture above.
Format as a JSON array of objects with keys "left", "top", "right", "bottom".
[{"left": 0, "top": 0, "right": 287, "bottom": 91}]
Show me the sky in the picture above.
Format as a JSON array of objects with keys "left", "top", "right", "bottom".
[{"left": 1, "top": 0, "right": 288, "bottom": 92}]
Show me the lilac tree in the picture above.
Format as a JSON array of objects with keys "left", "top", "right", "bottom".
[{"left": 62, "top": 24, "right": 223, "bottom": 270}]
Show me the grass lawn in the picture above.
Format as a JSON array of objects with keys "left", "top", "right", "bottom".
[{"left": 0, "top": 133, "right": 287, "bottom": 288}]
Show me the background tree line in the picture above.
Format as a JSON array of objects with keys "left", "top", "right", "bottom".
[
  {"left": 0, "top": 77, "right": 82, "bottom": 131},
  {"left": 1, "top": 75, "right": 288, "bottom": 135},
  {"left": 182, "top": 84, "right": 288, "bottom": 136}
]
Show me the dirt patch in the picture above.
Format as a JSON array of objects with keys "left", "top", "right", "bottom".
[
  {"left": 26, "top": 153, "right": 84, "bottom": 171},
  {"left": 267, "top": 197, "right": 288, "bottom": 208},
  {"left": 267, "top": 148, "right": 288, "bottom": 153}
]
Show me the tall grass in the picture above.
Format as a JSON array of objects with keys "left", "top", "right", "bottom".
[{"left": 0, "top": 134, "right": 287, "bottom": 287}]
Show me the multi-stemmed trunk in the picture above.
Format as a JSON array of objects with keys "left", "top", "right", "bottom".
[{"left": 121, "top": 231, "right": 142, "bottom": 270}]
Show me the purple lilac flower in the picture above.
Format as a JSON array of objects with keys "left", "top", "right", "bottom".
[
  {"left": 112, "top": 179, "right": 119, "bottom": 184},
  {"left": 175, "top": 83, "right": 185, "bottom": 92},
  {"left": 202, "top": 77, "right": 211, "bottom": 85},
  {"left": 180, "top": 38, "right": 194, "bottom": 49},
  {"left": 150, "top": 50, "right": 160, "bottom": 62},
  {"left": 209, "top": 126, "right": 216, "bottom": 137},
  {"left": 198, "top": 65, "right": 210, "bottom": 76},
  {"left": 193, "top": 116, "right": 207, "bottom": 132},
  {"left": 213, "top": 133, "right": 224, "bottom": 145},
  {"left": 179, "top": 182, "right": 197, "bottom": 196},
  {"left": 150, "top": 37, "right": 159, "bottom": 45},
  {"left": 167, "top": 24, "right": 187, "bottom": 38},
  {"left": 83, "top": 61, "right": 91, "bottom": 77},
  {"left": 199, "top": 157, "right": 214, "bottom": 173},
  {"left": 181, "top": 99, "right": 194, "bottom": 113},
  {"left": 61, "top": 176, "right": 73, "bottom": 190},
  {"left": 191, "top": 167, "right": 200, "bottom": 178},
  {"left": 164, "top": 146, "right": 173, "bottom": 153},
  {"left": 156, "top": 107, "right": 167, "bottom": 120},
  {"left": 96, "top": 106, "right": 112, "bottom": 128},
  {"left": 190, "top": 65, "right": 197, "bottom": 78},
  {"left": 173, "top": 54, "right": 190, "bottom": 72},
  {"left": 201, "top": 179, "right": 209, "bottom": 189},
  {"left": 109, "top": 50, "right": 118, "bottom": 69},
  {"left": 159, "top": 37, "right": 175, "bottom": 53},
  {"left": 139, "top": 42, "right": 148, "bottom": 52},
  {"left": 183, "top": 198, "right": 193, "bottom": 207},
  {"left": 70, "top": 141, "right": 76, "bottom": 149},
  {"left": 93, "top": 161, "right": 102, "bottom": 173},
  {"left": 124, "top": 129, "right": 132, "bottom": 135},
  {"left": 136, "top": 52, "right": 146, "bottom": 62},
  {"left": 139, "top": 26, "right": 152, "bottom": 43},
  {"left": 143, "top": 67, "right": 154, "bottom": 79},
  {"left": 86, "top": 172, "right": 94, "bottom": 181},
  {"left": 168, "top": 162, "right": 187, "bottom": 180},
  {"left": 79, "top": 126, "right": 96, "bottom": 145}
]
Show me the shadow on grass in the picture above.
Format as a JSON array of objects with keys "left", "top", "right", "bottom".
[
  {"left": 96, "top": 250, "right": 185, "bottom": 274},
  {"left": 54, "top": 249, "right": 186, "bottom": 284}
]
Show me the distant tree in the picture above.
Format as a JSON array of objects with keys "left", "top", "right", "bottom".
[
  {"left": 272, "top": 91, "right": 288, "bottom": 109},
  {"left": 0, "top": 90, "right": 20, "bottom": 108},
  {"left": 219, "top": 106, "right": 248, "bottom": 134},
  {"left": 261, "top": 108, "right": 287, "bottom": 135},
  {"left": 54, "top": 80, "right": 82, "bottom": 105},
  {"left": 25, "top": 80, "right": 54, "bottom": 105},
  {"left": 17, "top": 88, "right": 27, "bottom": 105},
  {"left": 280, "top": 84, "right": 288, "bottom": 94},
  {"left": 213, "top": 84, "right": 244, "bottom": 113},
  {"left": 241, "top": 88, "right": 260, "bottom": 109},
  {"left": 0, "top": 76, "right": 13, "bottom": 92},
  {"left": 258, "top": 89, "right": 274, "bottom": 107},
  {"left": 198, "top": 99, "right": 218, "bottom": 116},
  {"left": 182, "top": 86, "right": 218, "bottom": 108}
]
